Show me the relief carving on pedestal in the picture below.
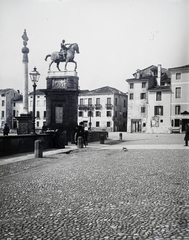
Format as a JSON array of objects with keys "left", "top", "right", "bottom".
[{"left": 52, "top": 79, "right": 67, "bottom": 89}]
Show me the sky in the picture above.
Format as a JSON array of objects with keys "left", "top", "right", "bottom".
[{"left": 0, "top": 0, "right": 189, "bottom": 94}]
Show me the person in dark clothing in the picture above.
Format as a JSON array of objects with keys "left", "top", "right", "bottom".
[
  {"left": 3, "top": 123, "right": 10, "bottom": 136},
  {"left": 74, "top": 122, "right": 86, "bottom": 146},
  {"left": 184, "top": 123, "right": 189, "bottom": 146}
]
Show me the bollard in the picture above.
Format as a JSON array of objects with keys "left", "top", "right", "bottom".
[
  {"left": 100, "top": 134, "right": 104, "bottom": 144},
  {"left": 77, "top": 136, "right": 83, "bottom": 148},
  {"left": 34, "top": 140, "right": 43, "bottom": 158},
  {"left": 119, "top": 133, "right": 122, "bottom": 140}
]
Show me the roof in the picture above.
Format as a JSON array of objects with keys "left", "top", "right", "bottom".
[
  {"left": 79, "top": 86, "right": 126, "bottom": 96},
  {"left": 12, "top": 95, "right": 23, "bottom": 101},
  {"left": 148, "top": 85, "right": 171, "bottom": 92},
  {"left": 28, "top": 89, "right": 46, "bottom": 95},
  {"left": 168, "top": 64, "right": 189, "bottom": 71},
  {"left": 0, "top": 88, "right": 13, "bottom": 94}
]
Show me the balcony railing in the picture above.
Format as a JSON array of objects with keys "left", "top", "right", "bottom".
[
  {"left": 78, "top": 104, "right": 94, "bottom": 111},
  {"left": 105, "top": 104, "right": 113, "bottom": 109},
  {"left": 95, "top": 104, "right": 102, "bottom": 110}
]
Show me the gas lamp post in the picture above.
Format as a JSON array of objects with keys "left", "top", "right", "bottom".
[{"left": 29, "top": 67, "right": 40, "bottom": 134}]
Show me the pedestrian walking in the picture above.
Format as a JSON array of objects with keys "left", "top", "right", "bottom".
[
  {"left": 184, "top": 123, "right": 189, "bottom": 146},
  {"left": 3, "top": 123, "right": 10, "bottom": 136}
]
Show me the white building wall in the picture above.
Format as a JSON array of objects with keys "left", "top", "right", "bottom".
[
  {"left": 28, "top": 94, "right": 46, "bottom": 129},
  {"left": 78, "top": 94, "right": 114, "bottom": 131},
  {"left": 127, "top": 81, "right": 148, "bottom": 133},
  {"left": 170, "top": 67, "right": 189, "bottom": 131},
  {"left": 146, "top": 91, "right": 171, "bottom": 133}
]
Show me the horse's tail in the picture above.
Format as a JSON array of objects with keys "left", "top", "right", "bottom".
[{"left": 45, "top": 54, "right": 51, "bottom": 61}]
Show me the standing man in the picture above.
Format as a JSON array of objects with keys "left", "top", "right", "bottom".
[
  {"left": 184, "top": 123, "right": 189, "bottom": 146},
  {"left": 3, "top": 123, "right": 10, "bottom": 136}
]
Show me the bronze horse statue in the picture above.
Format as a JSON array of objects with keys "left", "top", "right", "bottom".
[{"left": 45, "top": 43, "right": 79, "bottom": 71}]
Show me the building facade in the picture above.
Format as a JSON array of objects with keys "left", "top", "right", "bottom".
[
  {"left": 0, "top": 88, "right": 20, "bottom": 129},
  {"left": 169, "top": 65, "right": 189, "bottom": 132},
  {"left": 126, "top": 65, "right": 172, "bottom": 133},
  {"left": 78, "top": 86, "right": 127, "bottom": 132},
  {"left": 28, "top": 90, "right": 47, "bottom": 129}
]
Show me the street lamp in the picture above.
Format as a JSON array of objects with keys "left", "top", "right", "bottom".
[{"left": 29, "top": 67, "right": 40, "bottom": 134}]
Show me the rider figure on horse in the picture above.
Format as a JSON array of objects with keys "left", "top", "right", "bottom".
[{"left": 60, "top": 39, "right": 71, "bottom": 60}]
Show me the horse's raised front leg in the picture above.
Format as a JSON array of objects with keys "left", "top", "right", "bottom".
[{"left": 72, "top": 60, "right": 77, "bottom": 71}]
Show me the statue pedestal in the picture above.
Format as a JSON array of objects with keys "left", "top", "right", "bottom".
[
  {"left": 43, "top": 71, "right": 79, "bottom": 142},
  {"left": 16, "top": 113, "right": 32, "bottom": 134}
]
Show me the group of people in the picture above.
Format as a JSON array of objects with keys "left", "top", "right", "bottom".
[{"left": 74, "top": 122, "right": 88, "bottom": 147}]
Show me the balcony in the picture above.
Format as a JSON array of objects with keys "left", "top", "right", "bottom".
[
  {"left": 95, "top": 104, "right": 102, "bottom": 110},
  {"left": 78, "top": 104, "right": 94, "bottom": 111},
  {"left": 105, "top": 104, "right": 113, "bottom": 109}
]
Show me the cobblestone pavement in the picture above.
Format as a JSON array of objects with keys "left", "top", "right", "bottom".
[{"left": 0, "top": 138, "right": 189, "bottom": 239}]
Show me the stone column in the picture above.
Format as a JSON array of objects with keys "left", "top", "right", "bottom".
[
  {"left": 21, "top": 29, "right": 29, "bottom": 114},
  {"left": 16, "top": 30, "right": 32, "bottom": 134}
]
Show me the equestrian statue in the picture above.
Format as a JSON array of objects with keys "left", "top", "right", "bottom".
[{"left": 45, "top": 39, "right": 79, "bottom": 71}]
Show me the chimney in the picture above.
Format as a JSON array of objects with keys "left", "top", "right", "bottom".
[{"left": 157, "top": 64, "right": 161, "bottom": 86}]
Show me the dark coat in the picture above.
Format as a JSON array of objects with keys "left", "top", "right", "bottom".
[
  {"left": 184, "top": 124, "right": 189, "bottom": 141},
  {"left": 3, "top": 124, "right": 9, "bottom": 136}
]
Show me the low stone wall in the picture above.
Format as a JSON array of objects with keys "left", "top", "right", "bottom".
[
  {"left": 87, "top": 131, "right": 107, "bottom": 142},
  {"left": 0, "top": 134, "right": 54, "bottom": 157},
  {"left": 0, "top": 131, "right": 107, "bottom": 157}
]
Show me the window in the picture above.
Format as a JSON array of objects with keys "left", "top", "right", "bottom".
[
  {"left": 44, "top": 111, "right": 46, "bottom": 118},
  {"left": 154, "top": 106, "right": 163, "bottom": 115},
  {"left": 88, "top": 98, "right": 92, "bottom": 106},
  {"left": 2, "top": 100, "right": 4, "bottom": 106},
  {"left": 96, "top": 121, "right": 100, "bottom": 127},
  {"left": 140, "top": 93, "right": 146, "bottom": 99},
  {"left": 123, "top": 112, "right": 127, "bottom": 118},
  {"left": 107, "top": 111, "right": 112, "bottom": 117},
  {"left": 106, "top": 98, "right": 112, "bottom": 109},
  {"left": 36, "top": 121, "right": 39, "bottom": 127},
  {"left": 176, "top": 73, "right": 181, "bottom": 80},
  {"left": 141, "top": 107, "right": 145, "bottom": 113},
  {"left": 2, "top": 111, "right": 4, "bottom": 118},
  {"left": 124, "top": 99, "right": 126, "bottom": 107},
  {"left": 130, "top": 83, "right": 134, "bottom": 89},
  {"left": 96, "top": 98, "right": 100, "bottom": 104},
  {"left": 96, "top": 111, "right": 101, "bottom": 117},
  {"left": 115, "top": 98, "right": 117, "bottom": 106},
  {"left": 107, "top": 98, "right": 111, "bottom": 104},
  {"left": 107, "top": 122, "right": 111, "bottom": 127},
  {"left": 115, "top": 111, "right": 117, "bottom": 117},
  {"left": 13, "top": 110, "right": 16, "bottom": 117},
  {"left": 88, "top": 111, "right": 93, "bottom": 117},
  {"left": 130, "top": 93, "right": 134, "bottom": 100},
  {"left": 175, "top": 87, "right": 181, "bottom": 98},
  {"left": 156, "top": 92, "right": 161, "bottom": 101},
  {"left": 142, "top": 82, "right": 146, "bottom": 88},
  {"left": 37, "top": 111, "right": 40, "bottom": 118},
  {"left": 13, "top": 102, "right": 16, "bottom": 107},
  {"left": 80, "top": 98, "right": 83, "bottom": 105},
  {"left": 175, "top": 119, "right": 180, "bottom": 127},
  {"left": 79, "top": 111, "right": 83, "bottom": 117},
  {"left": 175, "top": 105, "right": 180, "bottom": 115}
]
